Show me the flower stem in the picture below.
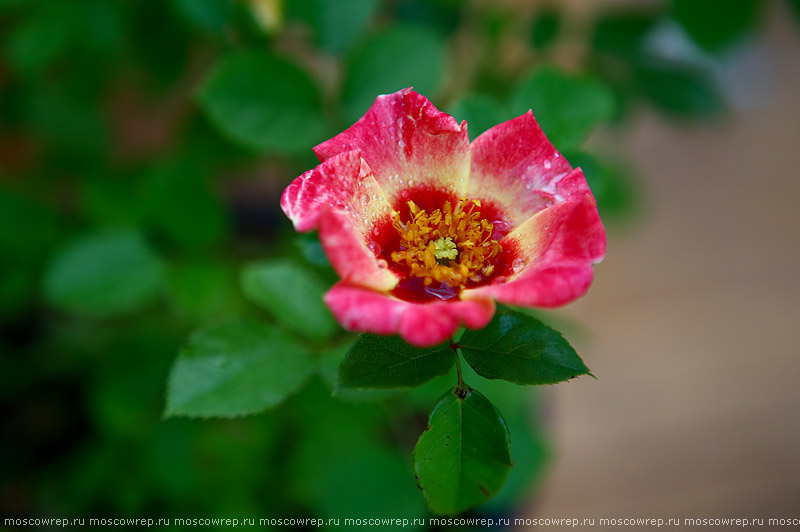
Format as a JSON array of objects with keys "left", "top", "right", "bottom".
[{"left": 450, "top": 338, "right": 465, "bottom": 393}]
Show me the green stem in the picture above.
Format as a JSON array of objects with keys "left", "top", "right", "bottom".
[{"left": 450, "top": 338, "right": 465, "bottom": 391}]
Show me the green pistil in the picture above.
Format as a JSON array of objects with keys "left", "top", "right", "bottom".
[{"left": 433, "top": 237, "right": 458, "bottom": 263}]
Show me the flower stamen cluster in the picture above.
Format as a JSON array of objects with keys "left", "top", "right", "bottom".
[{"left": 390, "top": 199, "right": 502, "bottom": 289}]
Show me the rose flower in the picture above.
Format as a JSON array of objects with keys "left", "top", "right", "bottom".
[{"left": 281, "top": 89, "right": 605, "bottom": 347}]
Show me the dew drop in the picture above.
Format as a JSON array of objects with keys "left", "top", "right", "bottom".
[
  {"left": 396, "top": 118, "right": 403, "bottom": 127},
  {"left": 372, "top": 193, "right": 380, "bottom": 201},
  {"left": 407, "top": 179, "right": 415, "bottom": 187},
  {"left": 398, "top": 140, "right": 406, "bottom": 148},
  {"left": 492, "top": 276, "right": 507, "bottom": 285},
  {"left": 367, "top": 241, "right": 382, "bottom": 256},
  {"left": 377, "top": 259, "right": 389, "bottom": 269},
  {"left": 360, "top": 193, "right": 370, "bottom": 205},
  {"left": 512, "top": 258, "right": 526, "bottom": 273},
  {"left": 490, "top": 219, "right": 512, "bottom": 239},
  {"left": 525, "top": 180, "right": 535, "bottom": 190},
  {"left": 544, "top": 159, "right": 552, "bottom": 170},
  {"left": 400, "top": 190, "right": 410, "bottom": 200}
]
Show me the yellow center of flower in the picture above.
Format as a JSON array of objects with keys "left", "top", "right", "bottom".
[{"left": 390, "top": 199, "right": 503, "bottom": 289}]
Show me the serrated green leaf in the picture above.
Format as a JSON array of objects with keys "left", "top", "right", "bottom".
[
  {"left": 165, "top": 319, "right": 313, "bottom": 418},
  {"left": 343, "top": 24, "right": 445, "bottom": 123},
  {"left": 196, "top": 51, "right": 325, "bottom": 153},
  {"left": 510, "top": 66, "right": 615, "bottom": 151},
  {"left": 240, "top": 259, "right": 337, "bottom": 341},
  {"left": 337, "top": 334, "right": 454, "bottom": 390},
  {"left": 42, "top": 229, "right": 164, "bottom": 317},
  {"left": 459, "top": 308, "right": 590, "bottom": 385},
  {"left": 414, "top": 386, "right": 512, "bottom": 515}
]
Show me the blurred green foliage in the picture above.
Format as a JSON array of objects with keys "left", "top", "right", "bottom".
[{"left": 0, "top": 0, "right": 778, "bottom": 525}]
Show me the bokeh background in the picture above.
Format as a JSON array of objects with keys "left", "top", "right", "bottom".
[{"left": 1, "top": 0, "right": 798, "bottom": 529}]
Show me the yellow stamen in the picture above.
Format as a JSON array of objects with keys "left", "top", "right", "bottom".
[{"left": 390, "top": 199, "right": 503, "bottom": 290}]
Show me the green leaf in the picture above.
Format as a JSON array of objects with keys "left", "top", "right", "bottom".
[
  {"left": 530, "top": 10, "right": 561, "bottom": 49},
  {"left": 240, "top": 259, "right": 337, "bottom": 341},
  {"left": 634, "top": 59, "right": 725, "bottom": 118},
  {"left": 196, "top": 50, "right": 325, "bottom": 153},
  {"left": 510, "top": 66, "right": 615, "bottom": 151},
  {"left": 166, "top": 259, "right": 239, "bottom": 321},
  {"left": 289, "top": 0, "right": 381, "bottom": 54},
  {"left": 337, "top": 334, "right": 454, "bottom": 390},
  {"left": 591, "top": 12, "right": 659, "bottom": 59},
  {"left": 566, "top": 151, "right": 638, "bottom": 221},
  {"left": 671, "top": 0, "right": 761, "bottom": 52},
  {"left": 42, "top": 229, "right": 164, "bottom": 317},
  {"left": 459, "top": 308, "right": 590, "bottom": 385},
  {"left": 449, "top": 94, "right": 509, "bottom": 141},
  {"left": 142, "top": 159, "right": 229, "bottom": 249},
  {"left": 414, "top": 386, "right": 512, "bottom": 515},
  {"left": 170, "top": 0, "right": 230, "bottom": 35},
  {"left": 343, "top": 24, "right": 445, "bottom": 123},
  {"left": 165, "top": 319, "right": 313, "bottom": 418}
]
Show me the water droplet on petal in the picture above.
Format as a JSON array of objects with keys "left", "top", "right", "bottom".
[
  {"left": 360, "top": 193, "right": 370, "bottom": 205},
  {"left": 400, "top": 190, "right": 410, "bottom": 200},
  {"left": 525, "top": 180, "right": 535, "bottom": 190},
  {"left": 377, "top": 259, "right": 389, "bottom": 269},
  {"left": 544, "top": 159, "right": 552, "bottom": 170},
  {"left": 407, "top": 179, "right": 415, "bottom": 187},
  {"left": 396, "top": 118, "right": 403, "bottom": 127},
  {"left": 398, "top": 140, "right": 405, "bottom": 148},
  {"left": 492, "top": 276, "right": 507, "bottom": 285},
  {"left": 512, "top": 258, "right": 526, "bottom": 272},
  {"left": 490, "top": 219, "right": 512, "bottom": 239},
  {"left": 367, "top": 241, "right": 381, "bottom": 256}
]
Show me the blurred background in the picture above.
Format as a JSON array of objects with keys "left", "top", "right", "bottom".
[{"left": 1, "top": 0, "right": 798, "bottom": 529}]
